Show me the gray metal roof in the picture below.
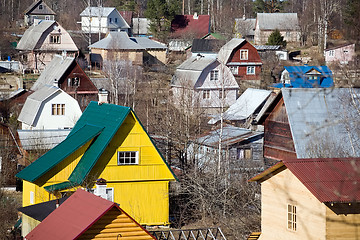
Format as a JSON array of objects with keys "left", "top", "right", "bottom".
[
  {"left": 209, "top": 88, "right": 272, "bottom": 124},
  {"left": 171, "top": 56, "right": 217, "bottom": 86},
  {"left": 132, "top": 18, "right": 150, "bottom": 35},
  {"left": 16, "top": 20, "right": 56, "bottom": 50},
  {"left": 218, "top": 38, "right": 246, "bottom": 64},
  {"left": 282, "top": 88, "right": 360, "bottom": 158},
  {"left": 257, "top": 13, "right": 299, "bottom": 31},
  {"left": 234, "top": 18, "right": 256, "bottom": 36},
  {"left": 130, "top": 37, "right": 167, "bottom": 50},
  {"left": 31, "top": 55, "right": 74, "bottom": 91},
  {"left": 196, "top": 125, "right": 263, "bottom": 147},
  {"left": 255, "top": 45, "right": 281, "bottom": 50},
  {"left": 89, "top": 32, "right": 145, "bottom": 50},
  {"left": 18, "top": 129, "right": 71, "bottom": 150},
  {"left": 80, "top": 7, "right": 115, "bottom": 17},
  {"left": 18, "top": 86, "right": 61, "bottom": 126}
]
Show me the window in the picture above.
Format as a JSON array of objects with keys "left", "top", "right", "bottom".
[
  {"left": 344, "top": 50, "right": 349, "bottom": 54},
  {"left": 240, "top": 50, "right": 248, "bottom": 60},
  {"left": 307, "top": 75, "right": 318, "bottom": 81},
  {"left": 45, "top": 15, "right": 50, "bottom": 20},
  {"left": 30, "top": 191, "right": 34, "bottom": 204},
  {"left": 229, "top": 66, "right": 238, "bottom": 75},
  {"left": 237, "top": 148, "right": 252, "bottom": 159},
  {"left": 219, "top": 90, "right": 226, "bottom": 99},
  {"left": 287, "top": 204, "right": 297, "bottom": 231},
  {"left": 50, "top": 35, "right": 61, "bottom": 44},
  {"left": 203, "top": 90, "right": 210, "bottom": 99},
  {"left": 39, "top": 4, "right": 43, "bottom": 9},
  {"left": 52, "top": 104, "right": 65, "bottom": 115},
  {"left": 329, "top": 50, "right": 335, "bottom": 57},
  {"left": 68, "top": 77, "right": 80, "bottom": 87},
  {"left": 118, "top": 151, "right": 139, "bottom": 165},
  {"left": 247, "top": 66, "right": 255, "bottom": 75},
  {"left": 115, "top": 18, "right": 118, "bottom": 23},
  {"left": 210, "top": 70, "right": 219, "bottom": 81},
  {"left": 109, "top": 18, "right": 112, "bottom": 23}
]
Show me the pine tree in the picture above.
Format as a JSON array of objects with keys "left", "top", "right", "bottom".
[{"left": 266, "top": 29, "right": 287, "bottom": 47}]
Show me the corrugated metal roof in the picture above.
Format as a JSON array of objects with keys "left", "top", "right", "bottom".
[
  {"left": 18, "top": 129, "right": 71, "bottom": 150},
  {"left": 257, "top": 13, "right": 299, "bottom": 31},
  {"left": 171, "top": 14, "right": 210, "bottom": 39},
  {"left": 218, "top": 38, "right": 246, "bottom": 63},
  {"left": 31, "top": 55, "right": 74, "bottom": 91},
  {"left": 18, "top": 86, "right": 61, "bottom": 126},
  {"left": 255, "top": 45, "right": 281, "bottom": 50},
  {"left": 191, "top": 39, "right": 225, "bottom": 53},
  {"left": 209, "top": 88, "right": 272, "bottom": 124},
  {"left": 16, "top": 20, "right": 55, "bottom": 50},
  {"left": 16, "top": 124, "right": 103, "bottom": 182},
  {"left": 89, "top": 32, "right": 145, "bottom": 50},
  {"left": 282, "top": 88, "right": 360, "bottom": 158},
  {"left": 25, "top": 189, "right": 156, "bottom": 240},
  {"left": 284, "top": 158, "right": 360, "bottom": 203},
  {"left": 80, "top": 7, "right": 115, "bottom": 17},
  {"left": 130, "top": 37, "right": 167, "bottom": 50}
]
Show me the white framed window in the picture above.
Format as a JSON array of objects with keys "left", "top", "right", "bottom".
[
  {"left": 203, "top": 90, "right": 210, "bottom": 99},
  {"left": 219, "top": 90, "right": 226, "bottom": 99},
  {"left": 246, "top": 66, "right": 255, "bottom": 75},
  {"left": 229, "top": 66, "right": 238, "bottom": 75},
  {"left": 210, "top": 70, "right": 219, "bottom": 81},
  {"left": 237, "top": 148, "right": 252, "bottom": 159},
  {"left": 329, "top": 50, "right": 335, "bottom": 57},
  {"left": 45, "top": 16, "right": 50, "bottom": 20},
  {"left": 118, "top": 151, "right": 139, "bottom": 165},
  {"left": 240, "top": 50, "right": 248, "bottom": 60},
  {"left": 287, "top": 204, "right": 297, "bottom": 231},
  {"left": 50, "top": 35, "right": 61, "bottom": 44},
  {"left": 89, "top": 187, "right": 114, "bottom": 202},
  {"left": 68, "top": 77, "right": 80, "bottom": 87},
  {"left": 52, "top": 104, "right": 65, "bottom": 115}
]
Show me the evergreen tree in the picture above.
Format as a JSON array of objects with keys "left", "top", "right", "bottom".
[
  {"left": 343, "top": 0, "right": 360, "bottom": 41},
  {"left": 266, "top": 29, "right": 287, "bottom": 47}
]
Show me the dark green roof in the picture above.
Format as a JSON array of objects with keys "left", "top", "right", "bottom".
[{"left": 16, "top": 124, "right": 104, "bottom": 182}]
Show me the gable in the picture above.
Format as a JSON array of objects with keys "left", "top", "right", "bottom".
[{"left": 25, "top": 0, "right": 56, "bottom": 16}]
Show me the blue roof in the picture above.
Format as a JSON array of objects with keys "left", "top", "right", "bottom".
[{"left": 272, "top": 65, "right": 334, "bottom": 88}]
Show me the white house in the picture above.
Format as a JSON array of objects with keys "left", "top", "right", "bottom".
[
  {"left": 80, "top": 7, "right": 130, "bottom": 34},
  {"left": 171, "top": 55, "right": 239, "bottom": 114},
  {"left": 18, "top": 86, "right": 82, "bottom": 130},
  {"left": 324, "top": 43, "right": 356, "bottom": 65}
]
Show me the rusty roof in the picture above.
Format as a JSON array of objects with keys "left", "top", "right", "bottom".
[
  {"left": 251, "top": 158, "right": 360, "bottom": 203},
  {"left": 171, "top": 14, "right": 210, "bottom": 39}
]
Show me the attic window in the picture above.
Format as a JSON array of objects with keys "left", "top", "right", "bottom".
[
  {"left": 287, "top": 204, "right": 297, "bottom": 231},
  {"left": 240, "top": 50, "right": 248, "bottom": 60},
  {"left": 52, "top": 104, "right": 65, "bottom": 115},
  {"left": 68, "top": 77, "right": 80, "bottom": 87},
  {"left": 39, "top": 4, "right": 43, "bottom": 9},
  {"left": 118, "top": 151, "right": 139, "bottom": 165},
  {"left": 50, "top": 35, "right": 61, "bottom": 44},
  {"left": 210, "top": 70, "right": 219, "bottom": 81},
  {"left": 115, "top": 18, "right": 118, "bottom": 23}
]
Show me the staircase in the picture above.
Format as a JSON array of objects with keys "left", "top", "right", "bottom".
[{"left": 149, "top": 227, "right": 227, "bottom": 240}]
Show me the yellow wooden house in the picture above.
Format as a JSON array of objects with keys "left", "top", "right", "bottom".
[{"left": 17, "top": 102, "right": 177, "bottom": 233}]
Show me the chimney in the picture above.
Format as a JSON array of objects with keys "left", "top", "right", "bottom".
[
  {"left": 53, "top": 78, "right": 59, "bottom": 87},
  {"left": 94, "top": 178, "right": 107, "bottom": 199},
  {"left": 98, "top": 88, "right": 109, "bottom": 104},
  {"left": 193, "top": 12, "right": 198, "bottom": 19},
  {"left": 56, "top": 199, "right": 60, "bottom": 208}
]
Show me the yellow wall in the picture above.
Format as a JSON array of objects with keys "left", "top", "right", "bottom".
[
  {"left": 326, "top": 208, "right": 360, "bottom": 239},
  {"left": 21, "top": 214, "right": 40, "bottom": 237},
  {"left": 22, "top": 112, "right": 175, "bottom": 227},
  {"left": 259, "top": 169, "right": 326, "bottom": 240}
]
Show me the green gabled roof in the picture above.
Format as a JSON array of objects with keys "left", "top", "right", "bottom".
[
  {"left": 44, "top": 181, "right": 73, "bottom": 192},
  {"left": 16, "top": 124, "right": 104, "bottom": 182}
]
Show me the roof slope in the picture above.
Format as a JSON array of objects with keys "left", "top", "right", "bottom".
[
  {"left": 235, "top": 18, "right": 256, "bottom": 36},
  {"left": 251, "top": 158, "right": 360, "bottom": 203},
  {"left": 25, "top": 189, "right": 156, "bottom": 240},
  {"left": 18, "top": 86, "right": 61, "bottom": 126},
  {"left": 89, "top": 32, "right": 145, "bottom": 50},
  {"left": 80, "top": 7, "right": 115, "bottom": 17},
  {"left": 209, "top": 88, "right": 272, "bottom": 124},
  {"left": 257, "top": 13, "right": 299, "bottom": 31},
  {"left": 16, "top": 20, "right": 55, "bottom": 50},
  {"left": 171, "top": 15, "right": 210, "bottom": 39},
  {"left": 31, "top": 55, "right": 74, "bottom": 91},
  {"left": 218, "top": 38, "right": 246, "bottom": 63},
  {"left": 282, "top": 88, "right": 360, "bottom": 158},
  {"left": 130, "top": 37, "right": 167, "bottom": 50},
  {"left": 191, "top": 39, "right": 225, "bottom": 53}
]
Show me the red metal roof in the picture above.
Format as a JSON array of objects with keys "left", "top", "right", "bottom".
[
  {"left": 25, "top": 189, "right": 155, "bottom": 240},
  {"left": 119, "top": 10, "right": 133, "bottom": 26},
  {"left": 171, "top": 14, "right": 210, "bottom": 38},
  {"left": 283, "top": 158, "right": 360, "bottom": 203}
]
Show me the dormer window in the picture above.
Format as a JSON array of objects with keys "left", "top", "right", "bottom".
[{"left": 240, "top": 49, "right": 248, "bottom": 60}]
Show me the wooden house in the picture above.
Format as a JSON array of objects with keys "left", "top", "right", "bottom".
[
  {"left": 31, "top": 55, "right": 98, "bottom": 110},
  {"left": 16, "top": 102, "right": 177, "bottom": 227},
  {"left": 23, "top": 189, "right": 156, "bottom": 239},
  {"left": 254, "top": 13, "right": 300, "bottom": 45},
  {"left": 218, "top": 38, "right": 262, "bottom": 91},
  {"left": 324, "top": 43, "right": 356, "bottom": 65},
  {"left": 24, "top": 0, "right": 56, "bottom": 27},
  {"left": 255, "top": 88, "right": 360, "bottom": 166},
  {"left": 16, "top": 21, "right": 78, "bottom": 72},
  {"left": 171, "top": 55, "right": 239, "bottom": 114},
  {"left": 250, "top": 158, "right": 360, "bottom": 240}
]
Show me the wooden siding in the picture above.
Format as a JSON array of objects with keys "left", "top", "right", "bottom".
[
  {"left": 79, "top": 207, "right": 154, "bottom": 240},
  {"left": 326, "top": 208, "right": 360, "bottom": 240},
  {"left": 263, "top": 98, "right": 296, "bottom": 161},
  {"left": 259, "top": 168, "right": 326, "bottom": 240},
  {"left": 91, "top": 48, "right": 144, "bottom": 65}
]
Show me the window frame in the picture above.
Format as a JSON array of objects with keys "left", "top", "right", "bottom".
[
  {"left": 329, "top": 50, "right": 335, "bottom": 57},
  {"left": 117, "top": 151, "right": 139, "bottom": 165},
  {"left": 39, "top": 4, "right": 43, "bottom": 9},
  {"left": 202, "top": 89, "right": 210, "bottom": 99},
  {"left": 229, "top": 66, "right": 238, "bottom": 75},
  {"left": 51, "top": 104, "right": 65, "bottom": 115},
  {"left": 109, "top": 18, "right": 112, "bottom": 23},
  {"left": 246, "top": 66, "right": 256, "bottom": 75},
  {"left": 49, "top": 34, "right": 61, "bottom": 44},
  {"left": 240, "top": 49, "right": 249, "bottom": 60},
  {"left": 287, "top": 204, "right": 297, "bottom": 231},
  {"left": 237, "top": 148, "right": 252, "bottom": 160},
  {"left": 210, "top": 70, "right": 219, "bottom": 81}
]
